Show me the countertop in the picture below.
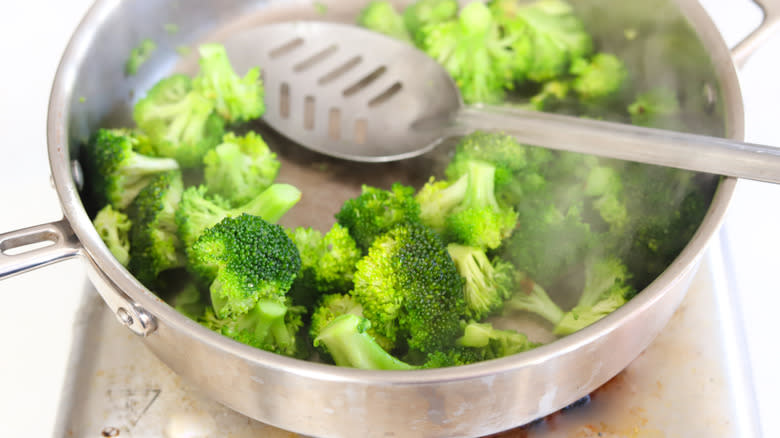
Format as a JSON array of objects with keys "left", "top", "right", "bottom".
[{"left": 0, "top": 1, "right": 778, "bottom": 437}]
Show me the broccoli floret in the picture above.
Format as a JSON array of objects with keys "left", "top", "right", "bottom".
[
  {"left": 171, "top": 282, "right": 208, "bottom": 321},
  {"left": 447, "top": 243, "right": 514, "bottom": 320},
  {"left": 93, "top": 205, "right": 132, "bottom": 266},
  {"left": 189, "top": 214, "right": 301, "bottom": 319},
  {"left": 456, "top": 321, "right": 539, "bottom": 358},
  {"left": 314, "top": 314, "right": 416, "bottom": 370},
  {"left": 202, "top": 131, "right": 280, "bottom": 206},
  {"left": 133, "top": 74, "right": 225, "bottom": 168},
  {"left": 628, "top": 88, "right": 682, "bottom": 128},
  {"left": 127, "top": 171, "right": 186, "bottom": 286},
  {"left": 352, "top": 222, "right": 465, "bottom": 354},
  {"left": 529, "top": 79, "right": 571, "bottom": 111},
  {"left": 125, "top": 38, "right": 156, "bottom": 76},
  {"left": 357, "top": 1, "right": 413, "bottom": 42},
  {"left": 176, "top": 183, "right": 301, "bottom": 250},
  {"left": 418, "top": 2, "right": 515, "bottom": 104},
  {"left": 552, "top": 289, "right": 627, "bottom": 336},
  {"left": 446, "top": 160, "right": 518, "bottom": 250},
  {"left": 309, "top": 293, "right": 364, "bottom": 341},
  {"left": 420, "top": 346, "right": 489, "bottom": 368},
  {"left": 193, "top": 43, "right": 265, "bottom": 123},
  {"left": 416, "top": 175, "right": 467, "bottom": 233},
  {"left": 584, "top": 164, "right": 628, "bottom": 230},
  {"left": 287, "top": 224, "right": 362, "bottom": 308},
  {"left": 445, "top": 131, "right": 529, "bottom": 196},
  {"left": 80, "top": 128, "right": 180, "bottom": 210},
  {"left": 569, "top": 53, "right": 628, "bottom": 104},
  {"left": 503, "top": 272, "right": 564, "bottom": 326},
  {"left": 335, "top": 183, "right": 421, "bottom": 252},
  {"left": 403, "top": 0, "right": 458, "bottom": 44},
  {"left": 202, "top": 298, "right": 306, "bottom": 357},
  {"left": 492, "top": 0, "right": 593, "bottom": 82}
]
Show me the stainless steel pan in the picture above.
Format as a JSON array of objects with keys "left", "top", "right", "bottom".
[{"left": 1, "top": 1, "right": 777, "bottom": 436}]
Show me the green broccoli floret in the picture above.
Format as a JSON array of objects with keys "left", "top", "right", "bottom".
[
  {"left": 127, "top": 171, "right": 186, "bottom": 286},
  {"left": 503, "top": 272, "right": 564, "bottom": 326},
  {"left": 352, "top": 222, "right": 465, "bottom": 354},
  {"left": 314, "top": 314, "right": 416, "bottom": 370},
  {"left": 335, "top": 183, "right": 421, "bottom": 252},
  {"left": 287, "top": 224, "right": 362, "bottom": 308},
  {"left": 552, "top": 257, "right": 634, "bottom": 335},
  {"left": 447, "top": 243, "right": 514, "bottom": 320},
  {"left": 445, "top": 160, "right": 518, "bottom": 250},
  {"left": 416, "top": 175, "right": 468, "bottom": 233},
  {"left": 403, "top": 0, "right": 458, "bottom": 44},
  {"left": 309, "top": 293, "right": 364, "bottom": 341},
  {"left": 202, "top": 131, "right": 280, "bottom": 206},
  {"left": 491, "top": 0, "right": 593, "bottom": 82},
  {"left": 420, "top": 346, "right": 489, "bottom": 368},
  {"left": 125, "top": 38, "right": 156, "bottom": 76},
  {"left": 133, "top": 74, "right": 225, "bottom": 168},
  {"left": 628, "top": 88, "right": 682, "bottom": 128},
  {"left": 176, "top": 183, "right": 301, "bottom": 250},
  {"left": 584, "top": 164, "right": 628, "bottom": 230},
  {"left": 456, "top": 321, "right": 539, "bottom": 358},
  {"left": 418, "top": 2, "right": 515, "bottom": 104},
  {"left": 357, "top": 1, "right": 413, "bottom": 42},
  {"left": 189, "top": 214, "right": 301, "bottom": 319},
  {"left": 93, "top": 205, "right": 132, "bottom": 266},
  {"left": 202, "top": 298, "right": 306, "bottom": 357},
  {"left": 80, "top": 128, "right": 180, "bottom": 210},
  {"left": 569, "top": 53, "right": 628, "bottom": 104},
  {"left": 529, "top": 79, "right": 571, "bottom": 111},
  {"left": 171, "top": 282, "right": 208, "bottom": 321},
  {"left": 193, "top": 43, "right": 265, "bottom": 123}
]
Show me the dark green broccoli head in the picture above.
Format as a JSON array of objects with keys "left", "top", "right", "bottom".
[
  {"left": 127, "top": 170, "right": 186, "bottom": 286},
  {"left": 403, "top": 0, "right": 458, "bottom": 43},
  {"left": 133, "top": 74, "right": 225, "bottom": 168},
  {"left": 189, "top": 214, "right": 301, "bottom": 318},
  {"left": 418, "top": 2, "right": 515, "bottom": 104},
  {"left": 447, "top": 244, "right": 514, "bottom": 320},
  {"left": 352, "top": 222, "right": 465, "bottom": 354},
  {"left": 80, "top": 128, "right": 180, "bottom": 210},
  {"left": 335, "top": 183, "right": 421, "bottom": 252},
  {"left": 193, "top": 43, "right": 265, "bottom": 123},
  {"left": 357, "top": 0, "right": 413, "bottom": 42},
  {"left": 92, "top": 205, "right": 132, "bottom": 266},
  {"left": 203, "top": 131, "right": 280, "bottom": 206}
]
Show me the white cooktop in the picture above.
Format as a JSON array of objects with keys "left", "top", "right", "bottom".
[{"left": 0, "top": 1, "right": 778, "bottom": 437}]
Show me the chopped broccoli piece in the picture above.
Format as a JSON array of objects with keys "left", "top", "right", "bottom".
[
  {"left": 189, "top": 214, "right": 301, "bottom": 319},
  {"left": 529, "top": 79, "right": 572, "bottom": 111},
  {"left": 504, "top": 272, "right": 564, "bottom": 326},
  {"left": 127, "top": 171, "right": 186, "bottom": 286},
  {"left": 133, "top": 74, "right": 225, "bottom": 168},
  {"left": 569, "top": 53, "right": 628, "bottom": 104},
  {"left": 80, "top": 128, "right": 180, "bottom": 210},
  {"left": 193, "top": 43, "right": 265, "bottom": 123},
  {"left": 628, "top": 88, "right": 682, "bottom": 128},
  {"left": 335, "top": 183, "right": 421, "bottom": 252},
  {"left": 403, "top": 0, "right": 458, "bottom": 44},
  {"left": 552, "top": 289, "right": 627, "bottom": 336},
  {"left": 418, "top": 2, "right": 515, "bottom": 104},
  {"left": 314, "top": 314, "right": 416, "bottom": 370},
  {"left": 352, "top": 222, "right": 465, "bottom": 354},
  {"left": 445, "top": 160, "right": 518, "bottom": 250},
  {"left": 171, "top": 283, "right": 208, "bottom": 321},
  {"left": 202, "top": 131, "right": 280, "bottom": 206},
  {"left": 93, "top": 205, "right": 132, "bottom": 266},
  {"left": 445, "top": 131, "right": 529, "bottom": 197},
  {"left": 176, "top": 183, "right": 301, "bottom": 250},
  {"left": 309, "top": 293, "right": 364, "bottom": 342},
  {"left": 357, "top": 1, "right": 413, "bottom": 42},
  {"left": 447, "top": 243, "right": 514, "bottom": 320},
  {"left": 125, "top": 38, "right": 156, "bottom": 76},
  {"left": 287, "top": 224, "right": 362, "bottom": 308},
  {"left": 584, "top": 165, "right": 628, "bottom": 230},
  {"left": 456, "top": 321, "right": 539, "bottom": 358},
  {"left": 416, "top": 175, "right": 468, "bottom": 233}
]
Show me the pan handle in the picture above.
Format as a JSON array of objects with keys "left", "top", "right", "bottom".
[
  {"left": 732, "top": 0, "right": 780, "bottom": 67},
  {"left": 0, "top": 220, "right": 82, "bottom": 280}
]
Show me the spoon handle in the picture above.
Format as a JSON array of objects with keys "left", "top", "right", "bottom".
[{"left": 451, "top": 106, "right": 780, "bottom": 184}]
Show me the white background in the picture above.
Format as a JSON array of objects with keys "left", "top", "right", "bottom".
[{"left": 0, "top": 1, "right": 778, "bottom": 437}]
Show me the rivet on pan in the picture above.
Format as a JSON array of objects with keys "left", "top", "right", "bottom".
[{"left": 116, "top": 307, "right": 134, "bottom": 326}]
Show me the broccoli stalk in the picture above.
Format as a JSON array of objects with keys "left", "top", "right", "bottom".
[
  {"left": 447, "top": 243, "right": 514, "bottom": 320},
  {"left": 80, "top": 129, "right": 180, "bottom": 210},
  {"left": 202, "top": 131, "right": 280, "bottom": 206},
  {"left": 456, "top": 321, "right": 539, "bottom": 358},
  {"left": 176, "top": 183, "right": 301, "bottom": 249},
  {"left": 314, "top": 314, "right": 416, "bottom": 370},
  {"left": 357, "top": 1, "right": 413, "bottom": 42},
  {"left": 92, "top": 205, "right": 132, "bottom": 266},
  {"left": 504, "top": 273, "right": 564, "bottom": 326},
  {"left": 416, "top": 175, "right": 467, "bottom": 233}
]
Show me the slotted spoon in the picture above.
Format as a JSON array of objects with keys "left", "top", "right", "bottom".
[{"left": 222, "top": 21, "right": 780, "bottom": 183}]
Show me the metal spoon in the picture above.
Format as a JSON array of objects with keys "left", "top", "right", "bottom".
[{"left": 223, "top": 21, "right": 780, "bottom": 183}]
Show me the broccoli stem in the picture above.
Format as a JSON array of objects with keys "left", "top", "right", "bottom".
[
  {"left": 241, "top": 183, "right": 302, "bottom": 223},
  {"left": 314, "top": 314, "right": 416, "bottom": 370},
  {"left": 458, "top": 160, "right": 499, "bottom": 212},
  {"left": 249, "top": 299, "right": 289, "bottom": 345},
  {"left": 505, "top": 274, "right": 565, "bottom": 326}
]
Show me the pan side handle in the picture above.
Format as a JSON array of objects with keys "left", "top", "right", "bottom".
[
  {"left": 0, "top": 220, "right": 82, "bottom": 280},
  {"left": 732, "top": 0, "right": 780, "bottom": 67}
]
